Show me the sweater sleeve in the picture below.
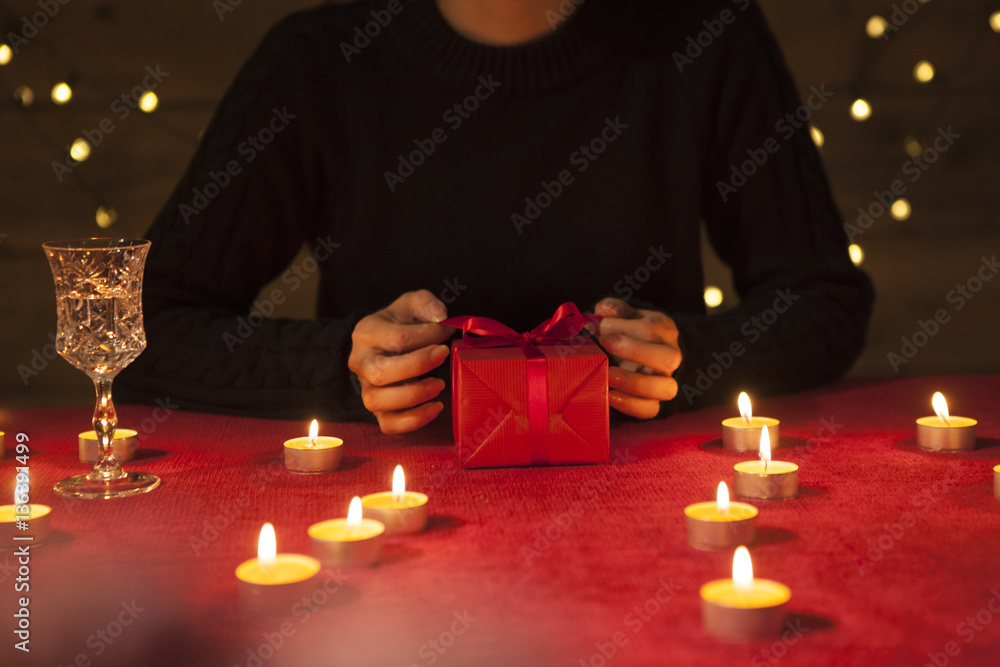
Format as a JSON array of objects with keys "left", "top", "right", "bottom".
[
  {"left": 116, "top": 16, "right": 369, "bottom": 421},
  {"left": 667, "top": 2, "right": 875, "bottom": 411}
]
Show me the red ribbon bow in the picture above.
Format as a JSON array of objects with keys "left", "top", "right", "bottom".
[{"left": 443, "top": 303, "right": 601, "bottom": 465}]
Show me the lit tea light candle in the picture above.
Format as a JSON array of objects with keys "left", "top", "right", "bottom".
[
  {"left": 0, "top": 483, "right": 51, "bottom": 548},
  {"left": 684, "top": 482, "right": 757, "bottom": 551},
  {"left": 993, "top": 464, "right": 999, "bottom": 502},
  {"left": 701, "top": 546, "right": 791, "bottom": 642},
  {"left": 916, "top": 392, "right": 977, "bottom": 452},
  {"left": 309, "top": 497, "right": 384, "bottom": 568},
  {"left": 284, "top": 419, "right": 343, "bottom": 474},
  {"left": 235, "top": 523, "right": 320, "bottom": 615},
  {"left": 361, "top": 465, "right": 429, "bottom": 536},
  {"left": 733, "top": 426, "right": 798, "bottom": 500},
  {"left": 722, "top": 392, "right": 780, "bottom": 452},
  {"left": 79, "top": 429, "right": 138, "bottom": 463}
]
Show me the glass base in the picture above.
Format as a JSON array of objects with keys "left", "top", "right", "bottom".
[{"left": 54, "top": 471, "right": 161, "bottom": 499}]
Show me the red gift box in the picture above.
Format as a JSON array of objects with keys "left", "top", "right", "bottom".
[{"left": 444, "top": 304, "right": 609, "bottom": 468}]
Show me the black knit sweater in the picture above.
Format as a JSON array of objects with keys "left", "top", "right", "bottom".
[{"left": 117, "top": 0, "right": 874, "bottom": 421}]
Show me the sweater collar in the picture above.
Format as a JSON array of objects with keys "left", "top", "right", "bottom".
[{"left": 392, "top": 0, "right": 629, "bottom": 97}]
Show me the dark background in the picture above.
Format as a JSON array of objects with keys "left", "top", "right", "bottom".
[{"left": 2, "top": 0, "right": 998, "bottom": 409}]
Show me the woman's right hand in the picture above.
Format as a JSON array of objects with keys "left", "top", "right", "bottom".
[{"left": 348, "top": 290, "right": 454, "bottom": 433}]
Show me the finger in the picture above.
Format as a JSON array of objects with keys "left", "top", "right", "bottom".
[
  {"left": 358, "top": 343, "right": 450, "bottom": 387},
  {"left": 598, "top": 314, "right": 677, "bottom": 344},
  {"left": 609, "top": 390, "right": 661, "bottom": 419},
  {"left": 359, "top": 317, "right": 454, "bottom": 355},
  {"left": 386, "top": 289, "right": 448, "bottom": 324},
  {"left": 601, "top": 334, "right": 682, "bottom": 375},
  {"left": 362, "top": 377, "right": 446, "bottom": 413},
  {"left": 375, "top": 401, "right": 445, "bottom": 434},
  {"left": 594, "top": 298, "right": 639, "bottom": 319},
  {"left": 609, "top": 367, "right": 678, "bottom": 401}
]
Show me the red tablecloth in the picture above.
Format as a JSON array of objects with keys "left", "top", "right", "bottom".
[{"left": 2, "top": 376, "right": 999, "bottom": 667}]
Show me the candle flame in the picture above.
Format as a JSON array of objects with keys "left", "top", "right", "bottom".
[
  {"left": 932, "top": 392, "right": 951, "bottom": 426},
  {"left": 759, "top": 425, "right": 771, "bottom": 471},
  {"left": 716, "top": 482, "right": 730, "bottom": 513},
  {"left": 738, "top": 392, "right": 752, "bottom": 424},
  {"left": 392, "top": 465, "right": 405, "bottom": 503},
  {"left": 308, "top": 419, "right": 319, "bottom": 447},
  {"left": 733, "top": 546, "right": 754, "bottom": 591},
  {"left": 347, "top": 496, "right": 362, "bottom": 528},
  {"left": 257, "top": 523, "right": 277, "bottom": 570}
]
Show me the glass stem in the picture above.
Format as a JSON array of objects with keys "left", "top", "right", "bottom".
[{"left": 89, "top": 378, "right": 125, "bottom": 481}]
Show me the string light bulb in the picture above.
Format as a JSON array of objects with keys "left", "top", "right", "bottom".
[
  {"left": 51, "top": 82, "right": 73, "bottom": 104},
  {"left": 704, "top": 286, "right": 724, "bottom": 309},
  {"left": 990, "top": 11, "right": 1000, "bottom": 33},
  {"left": 904, "top": 136, "right": 924, "bottom": 157},
  {"left": 13, "top": 85, "right": 34, "bottom": 107},
  {"left": 809, "top": 125, "right": 824, "bottom": 148},
  {"left": 0, "top": 44, "right": 12, "bottom": 65},
  {"left": 95, "top": 206, "right": 118, "bottom": 228},
  {"left": 913, "top": 60, "right": 935, "bottom": 83},
  {"left": 848, "top": 244, "right": 864, "bottom": 266},
  {"left": 69, "top": 138, "right": 91, "bottom": 162},
  {"left": 139, "top": 91, "right": 158, "bottom": 113},
  {"left": 865, "top": 16, "right": 888, "bottom": 39},
  {"left": 891, "top": 198, "right": 911, "bottom": 221},
  {"left": 850, "top": 98, "right": 871, "bottom": 121}
]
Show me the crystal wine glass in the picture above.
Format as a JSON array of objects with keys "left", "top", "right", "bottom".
[{"left": 43, "top": 238, "right": 160, "bottom": 499}]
